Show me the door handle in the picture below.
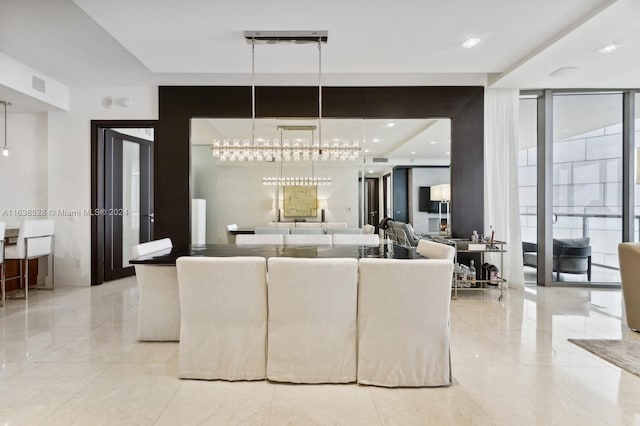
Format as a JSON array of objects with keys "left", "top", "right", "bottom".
[{"left": 142, "top": 213, "right": 155, "bottom": 223}]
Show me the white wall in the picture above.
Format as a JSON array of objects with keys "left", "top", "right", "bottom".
[
  {"left": 0, "top": 113, "right": 49, "bottom": 222},
  {"left": 410, "top": 167, "right": 450, "bottom": 233},
  {"left": 47, "top": 86, "right": 157, "bottom": 285},
  {"left": 193, "top": 161, "right": 360, "bottom": 243}
]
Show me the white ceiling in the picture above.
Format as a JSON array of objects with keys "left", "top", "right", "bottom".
[{"left": 1, "top": 0, "right": 637, "bottom": 90}]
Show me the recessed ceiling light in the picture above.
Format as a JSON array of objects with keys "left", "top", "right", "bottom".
[
  {"left": 598, "top": 43, "right": 619, "bottom": 54},
  {"left": 368, "top": 170, "right": 374, "bottom": 174},
  {"left": 430, "top": 141, "right": 437, "bottom": 145},
  {"left": 364, "top": 149, "right": 370, "bottom": 153},
  {"left": 385, "top": 122, "right": 396, "bottom": 128},
  {"left": 548, "top": 67, "right": 578, "bottom": 77},
  {"left": 410, "top": 151, "right": 416, "bottom": 155},
  {"left": 462, "top": 37, "right": 480, "bottom": 49},
  {"left": 332, "top": 138, "right": 341, "bottom": 142},
  {"left": 445, "top": 151, "right": 450, "bottom": 155},
  {"left": 372, "top": 138, "right": 380, "bottom": 143}
]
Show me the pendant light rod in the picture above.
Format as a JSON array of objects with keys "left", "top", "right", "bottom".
[
  {"left": 251, "top": 37, "right": 256, "bottom": 147},
  {"left": 1, "top": 100, "right": 10, "bottom": 157},
  {"left": 318, "top": 39, "right": 322, "bottom": 147}
]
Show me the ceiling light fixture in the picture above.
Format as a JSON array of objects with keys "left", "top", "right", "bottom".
[
  {"left": 1, "top": 101, "right": 11, "bottom": 157},
  {"left": 262, "top": 126, "right": 332, "bottom": 186},
  {"left": 385, "top": 122, "right": 396, "bottom": 128},
  {"left": 430, "top": 141, "right": 437, "bottom": 145},
  {"left": 462, "top": 37, "right": 480, "bottom": 48},
  {"left": 410, "top": 151, "right": 416, "bottom": 155},
  {"left": 210, "top": 31, "right": 359, "bottom": 162},
  {"left": 598, "top": 43, "right": 619, "bottom": 54},
  {"left": 548, "top": 67, "right": 578, "bottom": 77}
]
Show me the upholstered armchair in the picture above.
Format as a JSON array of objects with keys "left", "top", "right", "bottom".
[{"left": 522, "top": 238, "right": 592, "bottom": 281}]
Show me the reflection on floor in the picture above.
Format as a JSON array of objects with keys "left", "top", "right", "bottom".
[
  {"left": 1, "top": 278, "right": 640, "bottom": 424},
  {"left": 524, "top": 265, "right": 621, "bottom": 285}
]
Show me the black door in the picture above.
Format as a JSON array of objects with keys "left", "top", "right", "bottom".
[
  {"left": 366, "top": 177, "right": 380, "bottom": 233},
  {"left": 104, "top": 130, "right": 153, "bottom": 281}
]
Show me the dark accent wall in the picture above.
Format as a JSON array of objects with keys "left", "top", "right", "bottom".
[
  {"left": 157, "top": 86, "right": 484, "bottom": 244},
  {"left": 392, "top": 167, "right": 409, "bottom": 223}
]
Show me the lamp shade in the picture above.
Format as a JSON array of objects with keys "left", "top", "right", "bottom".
[
  {"left": 430, "top": 184, "right": 451, "bottom": 202},
  {"left": 317, "top": 199, "right": 328, "bottom": 210}
]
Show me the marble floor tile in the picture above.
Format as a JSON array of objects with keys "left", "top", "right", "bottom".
[
  {"left": 1, "top": 277, "right": 639, "bottom": 425},
  {"left": 268, "top": 383, "right": 381, "bottom": 425},
  {"left": 155, "top": 380, "right": 274, "bottom": 426}
]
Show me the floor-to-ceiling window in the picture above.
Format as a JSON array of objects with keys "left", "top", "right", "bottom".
[{"left": 552, "top": 93, "right": 622, "bottom": 283}]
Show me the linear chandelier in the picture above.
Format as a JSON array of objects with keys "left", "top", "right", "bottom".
[
  {"left": 211, "top": 30, "right": 360, "bottom": 162},
  {"left": 262, "top": 125, "right": 332, "bottom": 186}
]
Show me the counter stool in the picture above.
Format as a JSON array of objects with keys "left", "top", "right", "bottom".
[{"left": 4, "top": 219, "right": 55, "bottom": 300}]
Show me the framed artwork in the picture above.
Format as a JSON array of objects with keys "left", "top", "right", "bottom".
[{"left": 283, "top": 186, "right": 317, "bottom": 217}]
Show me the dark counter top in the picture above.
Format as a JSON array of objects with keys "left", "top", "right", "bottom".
[{"left": 130, "top": 243, "right": 423, "bottom": 265}]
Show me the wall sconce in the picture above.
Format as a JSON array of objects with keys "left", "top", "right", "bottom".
[
  {"left": 1, "top": 100, "right": 11, "bottom": 157},
  {"left": 317, "top": 199, "right": 328, "bottom": 222}
]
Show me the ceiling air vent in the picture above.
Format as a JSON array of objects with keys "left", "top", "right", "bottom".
[
  {"left": 32, "top": 76, "right": 46, "bottom": 93},
  {"left": 372, "top": 157, "right": 389, "bottom": 163}
]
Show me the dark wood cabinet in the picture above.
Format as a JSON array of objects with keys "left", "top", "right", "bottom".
[{"left": 3, "top": 259, "right": 39, "bottom": 291}]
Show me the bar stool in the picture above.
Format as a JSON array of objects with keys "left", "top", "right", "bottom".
[{"left": 4, "top": 219, "right": 55, "bottom": 300}]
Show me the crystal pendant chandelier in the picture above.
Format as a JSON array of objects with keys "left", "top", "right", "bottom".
[
  {"left": 211, "top": 31, "right": 360, "bottom": 162},
  {"left": 262, "top": 125, "right": 332, "bottom": 186}
]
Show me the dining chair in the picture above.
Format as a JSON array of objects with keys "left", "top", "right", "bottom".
[
  {"left": 0, "top": 222, "right": 5, "bottom": 307},
  {"left": 266, "top": 257, "right": 358, "bottom": 383},
  {"left": 284, "top": 234, "right": 332, "bottom": 246},
  {"left": 177, "top": 256, "right": 267, "bottom": 380},
  {"left": 236, "top": 234, "right": 284, "bottom": 245},
  {"left": 325, "top": 228, "right": 362, "bottom": 235},
  {"left": 321, "top": 222, "right": 347, "bottom": 230},
  {"left": 357, "top": 258, "right": 454, "bottom": 387},
  {"left": 294, "top": 222, "right": 322, "bottom": 228},
  {"left": 416, "top": 239, "right": 456, "bottom": 260},
  {"left": 225, "top": 224, "right": 238, "bottom": 244},
  {"left": 4, "top": 219, "right": 55, "bottom": 300},
  {"left": 363, "top": 224, "right": 375, "bottom": 234},
  {"left": 332, "top": 234, "right": 380, "bottom": 246},
  {"left": 131, "top": 238, "right": 180, "bottom": 341},
  {"left": 289, "top": 228, "right": 324, "bottom": 235}
]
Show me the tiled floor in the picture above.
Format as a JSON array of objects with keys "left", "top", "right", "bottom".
[{"left": 1, "top": 278, "right": 640, "bottom": 425}]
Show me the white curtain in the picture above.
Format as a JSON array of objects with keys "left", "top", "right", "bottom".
[{"left": 484, "top": 89, "right": 525, "bottom": 288}]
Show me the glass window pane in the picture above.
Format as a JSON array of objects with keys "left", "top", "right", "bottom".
[
  {"left": 122, "top": 141, "right": 140, "bottom": 267},
  {"left": 518, "top": 97, "right": 538, "bottom": 284},
  {"left": 552, "top": 93, "right": 622, "bottom": 284}
]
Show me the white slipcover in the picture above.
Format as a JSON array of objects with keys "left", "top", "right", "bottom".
[
  {"left": 294, "top": 222, "right": 322, "bottom": 228},
  {"left": 176, "top": 256, "right": 267, "bottom": 380},
  {"left": 322, "top": 222, "right": 347, "bottom": 230},
  {"left": 134, "top": 265, "right": 180, "bottom": 341},
  {"left": 357, "top": 258, "right": 454, "bottom": 387},
  {"left": 416, "top": 239, "right": 456, "bottom": 260},
  {"left": 132, "top": 238, "right": 179, "bottom": 341},
  {"left": 266, "top": 257, "right": 358, "bottom": 383},
  {"left": 332, "top": 234, "right": 380, "bottom": 246},
  {"left": 236, "top": 234, "right": 284, "bottom": 245}
]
